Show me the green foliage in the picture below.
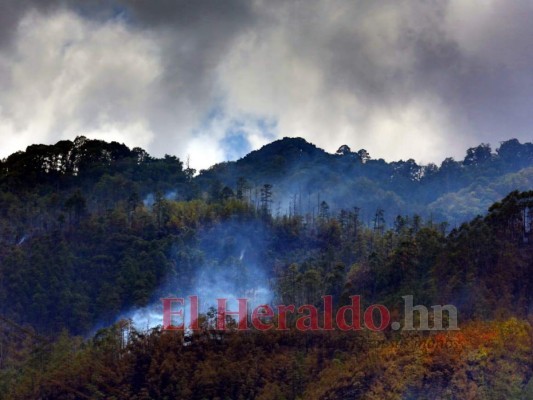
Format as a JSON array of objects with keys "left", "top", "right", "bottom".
[{"left": 0, "top": 137, "right": 532, "bottom": 398}]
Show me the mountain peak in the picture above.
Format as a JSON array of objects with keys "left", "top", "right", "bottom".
[{"left": 240, "top": 137, "right": 327, "bottom": 164}]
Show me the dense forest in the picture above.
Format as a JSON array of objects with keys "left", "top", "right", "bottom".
[
  {"left": 0, "top": 136, "right": 532, "bottom": 399},
  {"left": 197, "top": 137, "right": 533, "bottom": 224}
]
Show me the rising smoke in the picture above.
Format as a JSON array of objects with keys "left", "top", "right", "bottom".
[{"left": 120, "top": 218, "right": 274, "bottom": 330}]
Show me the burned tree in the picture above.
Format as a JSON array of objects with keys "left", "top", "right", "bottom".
[
  {"left": 373, "top": 208, "right": 385, "bottom": 235},
  {"left": 260, "top": 184, "right": 273, "bottom": 216}
]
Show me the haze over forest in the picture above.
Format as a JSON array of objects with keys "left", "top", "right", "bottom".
[
  {"left": 0, "top": 0, "right": 532, "bottom": 398},
  {"left": 0, "top": 134, "right": 532, "bottom": 398}
]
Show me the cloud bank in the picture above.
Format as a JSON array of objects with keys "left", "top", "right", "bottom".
[{"left": 0, "top": 0, "right": 531, "bottom": 170}]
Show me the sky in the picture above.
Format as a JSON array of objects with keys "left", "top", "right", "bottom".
[{"left": 0, "top": 0, "right": 531, "bottom": 171}]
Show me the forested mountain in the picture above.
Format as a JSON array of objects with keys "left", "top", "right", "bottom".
[
  {"left": 2, "top": 135, "right": 532, "bottom": 229},
  {"left": 0, "top": 136, "right": 532, "bottom": 399},
  {"left": 197, "top": 137, "right": 533, "bottom": 224}
]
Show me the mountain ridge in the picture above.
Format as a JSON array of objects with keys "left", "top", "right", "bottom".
[
  {"left": 196, "top": 136, "right": 533, "bottom": 222},
  {"left": 1, "top": 135, "right": 532, "bottom": 223}
]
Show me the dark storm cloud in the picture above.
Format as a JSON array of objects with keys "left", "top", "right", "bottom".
[
  {"left": 403, "top": 1, "right": 533, "bottom": 143},
  {"left": 120, "top": 0, "right": 254, "bottom": 27},
  {"left": 257, "top": 0, "right": 532, "bottom": 151},
  {"left": 119, "top": 0, "right": 259, "bottom": 156},
  {"left": 0, "top": 0, "right": 531, "bottom": 168},
  {"left": 120, "top": 0, "right": 256, "bottom": 90},
  {"left": 0, "top": 1, "right": 56, "bottom": 48}
]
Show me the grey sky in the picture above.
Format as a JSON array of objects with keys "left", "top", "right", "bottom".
[{"left": 0, "top": 0, "right": 531, "bottom": 170}]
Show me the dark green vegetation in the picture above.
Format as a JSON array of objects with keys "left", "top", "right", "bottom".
[
  {"left": 0, "top": 136, "right": 532, "bottom": 399},
  {"left": 198, "top": 137, "right": 533, "bottom": 223}
]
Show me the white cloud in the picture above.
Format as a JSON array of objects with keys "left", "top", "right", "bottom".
[
  {"left": 215, "top": 1, "right": 457, "bottom": 162},
  {"left": 0, "top": 9, "right": 161, "bottom": 157},
  {"left": 0, "top": 1, "right": 531, "bottom": 169}
]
